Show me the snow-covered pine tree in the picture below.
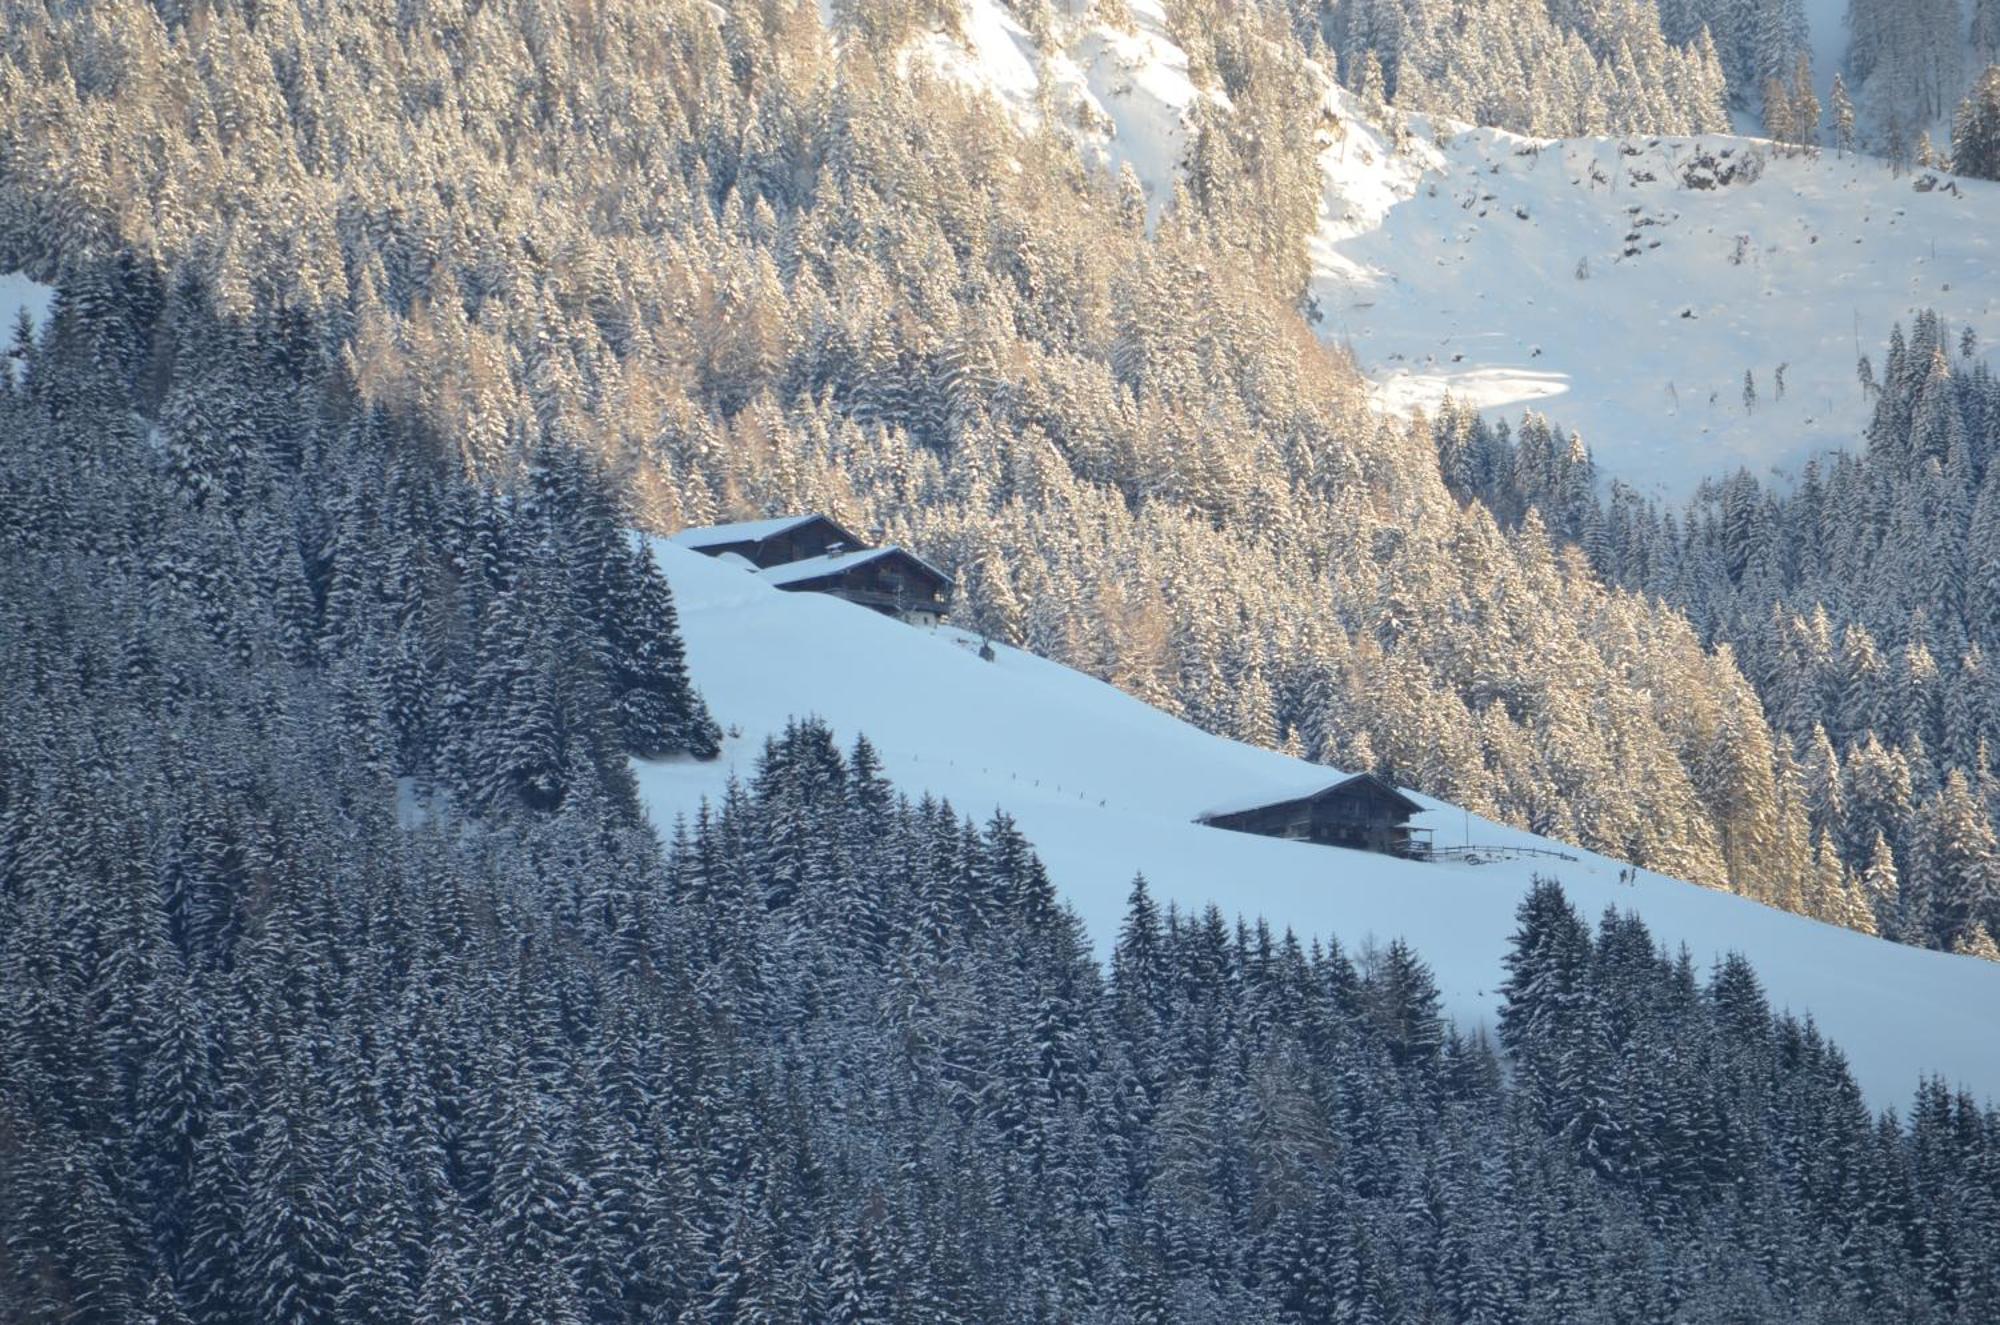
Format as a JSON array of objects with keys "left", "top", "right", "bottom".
[{"left": 1952, "top": 65, "right": 2000, "bottom": 179}]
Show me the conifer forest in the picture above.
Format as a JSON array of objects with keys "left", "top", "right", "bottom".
[{"left": 2, "top": 0, "right": 1999, "bottom": 1320}]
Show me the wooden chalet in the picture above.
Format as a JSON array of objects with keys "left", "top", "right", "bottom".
[
  {"left": 759, "top": 546, "right": 954, "bottom": 627},
  {"left": 673, "top": 513, "right": 955, "bottom": 627},
  {"left": 670, "top": 513, "right": 866, "bottom": 570},
  {"left": 1198, "top": 773, "right": 1430, "bottom": 857}
]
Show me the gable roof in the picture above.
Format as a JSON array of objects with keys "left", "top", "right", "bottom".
[
  {"left": 670, "top": 513, "right": 860, "bottom": 551},
  {"left": 1199, "top": 772, "right": 1425, "bottom": 823},
  {"left": 758, "top": 545, "right": 954, "bottom": 589}
]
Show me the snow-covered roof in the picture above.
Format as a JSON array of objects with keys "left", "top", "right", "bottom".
[
  {"left": 669, "top": 514, "right": 827, "bottom": 549},
  {"left": 757, "top": 545, "right": 953, "bottom": 588},
  {"left": 1198, "top": 783, "right": 1346, "bottom": 822}
]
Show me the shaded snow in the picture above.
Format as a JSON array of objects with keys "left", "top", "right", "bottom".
[
  {"left": 635, "top": 540, "right": 2000, "bottom": 1108},
  {"left": 0, "top": 271, "right": 53, "bottom": 334},
  {"left": 670, "top": 514, "right": 828, "bottom": 548}
]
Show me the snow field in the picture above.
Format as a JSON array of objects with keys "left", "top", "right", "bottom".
[
  {"left": 1310, "top": 115, "right": 2000, "bottom": 499},
  {"left": 636, "top": 540, "right": 2000, "bottom": 1107}
]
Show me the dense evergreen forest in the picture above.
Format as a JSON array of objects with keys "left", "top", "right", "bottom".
[
  {"left": 1438, "top": 313, "right": 2000, "bottom": 958},
  {"left": 3, "top": 1, "right": 2000, "bottom": 1312},
  {"left": 5, "top": 281, "right": 2000, "bottom": 1321},
  {"left": 1315, "top": 0, "right": 1733, "bottom": 137},
  {"left": 0, "top": 0, "right": 1904, "bottom": 935}
]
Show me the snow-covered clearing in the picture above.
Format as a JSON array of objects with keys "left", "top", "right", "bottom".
[
  {"left": 0, "top": 271, "right": 52, "bottom": 335},
  {"left": 1, "top": 271, "right": 53, "bottom": 382},
  {"left": 1311, "top": 113, "right": 2000, "bottom": 499},
  {"left": 636, "top": 541, "right": 2000, "bottom": 1108},
  {"left": 907, "top": 0, "right": 1205, "bottom": 224}
]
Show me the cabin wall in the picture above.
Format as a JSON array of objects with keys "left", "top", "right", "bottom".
[
  {"left": 758, "top": 523, "right": 857, "bottom": 567},
  {"left": 838, "top": 560, "right": 947, "bottom": 608},
  {"left": 1207, "top": 789, "right": 1414, "bottom": 856},
  {"left": 1210, "top": 803, "right": 1314, "bottom": 840},
  {"left": 771, "top": 558, "right": 952, "bottom": 625}
]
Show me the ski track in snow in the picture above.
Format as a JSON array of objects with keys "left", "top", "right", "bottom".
[{"left": 635, "top": 542, "right": 2000, "bottom": 1110}]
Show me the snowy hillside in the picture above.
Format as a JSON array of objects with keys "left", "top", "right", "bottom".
[
  {"left": 905, "top": 0, "right": 1206, "bottom": 223},
  {"left": 1311, "top": 114, "right": 2000, "bottom": 499},
  {"left": 636, "top": 541, "right": 2000, "bottom": 1107}
]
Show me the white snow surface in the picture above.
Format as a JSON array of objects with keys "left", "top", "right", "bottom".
[
  {"left": 1, "top": 271, "right": 54, "bottom": 382},
  {"left": 1310, "top": 107, "right": 2000, "bottom": 500},
  {"left": 669, "top": 514, "right": 828, "bottom": 548},
  {"left": 0, "top": 271, "right": 53, "bottom": 334},
  {"left": 902, "top": 0, "right": 1209, "bottom": 223},
  {"left": 635, "top": 540, "right": 2000, "bottom": 1109}
]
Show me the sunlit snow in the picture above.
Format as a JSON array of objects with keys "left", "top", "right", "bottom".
[
  {"left": 1310, "top": 99, "right": 2000, "bottom": 500},
  {"left": 903, "top": 0, "right": 1208, "bottom": 224}
]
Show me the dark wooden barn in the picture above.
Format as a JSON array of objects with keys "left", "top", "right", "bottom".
[
  {"left": 1198, "top": 773, "right": 1429, "bottom": 857},
  {"left": 671, "top": 513, "right": 866, "bottom": 570},
  {"left": 760, "top": 546, "right": 954, "bottom": 627}
]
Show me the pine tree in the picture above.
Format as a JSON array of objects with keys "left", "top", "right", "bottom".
[
  {"left": 1907, "top": 772, "right": 1999, "bottom": 948},
  {"left": 1498, "top": 880, "right": 1597, "bottom": 1132},
  {"left": 1831, "top": 71, "right": 1857, "bottom": 152},
  {"left": 1862, "top": 830, "right": 1903, "bottom": 932},
  {"left": 1975, "top": 1, "right": 2000, "bottom": 65},
  {"left": 1951, "top": 66, "right": 2000, "bottom": 180},
  {"left": 247, "top": 1084, "right": 342, "bottom": 1325},
  {"left": 1789, "top": 53, "right": 1821, "bottom": 148},
  {"left": 1762, "top": 76, "right": 1796, "bottom": 144},
  {"left": 140, "top": 1273, "right": 198, "bottom": 1325},
  {"left": 482, "top": 1071, "right": 583, "bottom": 1325}
]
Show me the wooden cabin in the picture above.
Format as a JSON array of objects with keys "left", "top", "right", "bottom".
[
  {"left": 1198, "top": 773, "right": 1428, "bottom": 857},
  {"left": 673, "top": 514, "right": 955, "bottom": 626},
  {"left": 670, "top": 513, "right": 866, "bottom": 570},
  {"left": 759, "top": 546, "right": 954, "bottom": 627}
]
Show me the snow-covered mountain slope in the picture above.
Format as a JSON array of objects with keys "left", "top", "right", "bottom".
[
  {"left": 1311, "top": 116, "right": 2000, "bottom": 499},
  {"left": 905, "top": 0, "right": 1206, "bottom": 224},
  {"left": 898, "top": 0, "right": 2000, "bottom": 501},
  {"left": 0, "top": 271, "right": 52, "bottom": 331},
  {"left": 635, "top": 541, "right": 2000, "bottom": 1108}
]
